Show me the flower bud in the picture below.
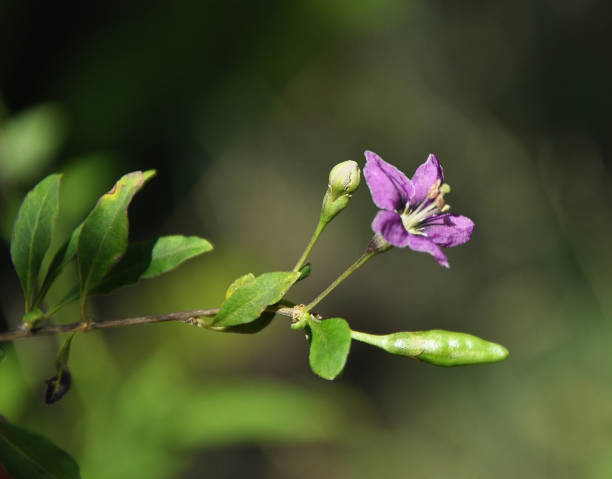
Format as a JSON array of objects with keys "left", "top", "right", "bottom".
[
  {"left": 328, "top": 160, "right": 361, "bottom": 201},
  {"left": 352, "top": 329, "right": 508, "bottom": 366},
  {"left": 320, "top": 161, "right": 361, "bottom": 224},
  {"left": 45, "top": 331, "right": 77, "bottom": 404},
  {"left": 292, "top": 161, "right": 361, "bottom": 272},
  {"left": 45, "top": 364, "right": 71, "bottom": 404}
]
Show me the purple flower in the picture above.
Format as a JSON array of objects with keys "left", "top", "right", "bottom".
[{"left": 363, "top": 151, "right": 474, "bottom": 268}]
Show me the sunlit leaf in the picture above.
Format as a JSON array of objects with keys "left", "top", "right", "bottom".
[
  {"left": 224, "top": 273, "right": 255, "bottom": 300},
  {"left": 212, "top": 271, "right": 300, "bottom": 327},
  {"left": 10, "top": 174, "right": 61, "bottom": 311},
  {"left": 77, "top": 171, "right": 155, "bottom": 315},
  {"left": 0, "top": 420, "right": 81, "bottom": 479},
  {"left": 92, "top": 235, "right": 213, "bottom": 295},
  {"left": 308, "top": 317, "right": 351, "bottom": 380},
  {"left": 138, "top": 235, "right": 212, "bottom": 279}
]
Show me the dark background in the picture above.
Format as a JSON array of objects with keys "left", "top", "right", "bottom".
[{"left": 2, "top": 1, "right": 612, "bottom": 478}]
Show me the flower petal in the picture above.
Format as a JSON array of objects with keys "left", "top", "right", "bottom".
[
  {"left": 423, "top": 214, "right": 474, "bottom": 247},
  {"left": 410, "top": 154, "right": 444, "bottom": 205},
  {"left": 371, "top": 210, "right": 411, "bottom": 247},
  {"left": 364, "top": 151, "right": 414, "bottom": 212},
  {"left": 406, "top": 234, "right": 450, "bottom": 268}
]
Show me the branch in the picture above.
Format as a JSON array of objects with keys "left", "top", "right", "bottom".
[{"left": 0, "top": 306, "right": 297, "bottom": 342}]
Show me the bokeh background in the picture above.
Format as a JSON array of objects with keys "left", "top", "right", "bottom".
[{"left": 2, "top": 1, "right": 612, "bottom": 478}]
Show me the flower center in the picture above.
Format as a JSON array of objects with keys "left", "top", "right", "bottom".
[{"left": 400, "top": 180, "right": 451, "bottom": 235}]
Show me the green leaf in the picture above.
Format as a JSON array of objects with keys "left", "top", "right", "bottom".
[
  {"left": 212, "top": 271, "right": 300, "bottom": 327},
  {"left": 308, "top": 318, "right": 351, "bottom": 380},
  {"left": 220, "top": 312, "right": 276, "bottom": 334},
  {"left": 77, "top": 171, "right": 155, "bottom": 314},
  {"left": 224, "top": 273, "right": 255, "bottom": 300},
  {"left": 138, "top": 236, "right": 212, "bottom": 279},
  {"left": 48, "top": 235, "right": 213, "bottom": 310},
  {"left": 10, "top": 174, "right": 61, "bottom": 311},
  {"left": 38, "top": 223, "right": 83, "bottom": 303},
  {"left": 91, "top": 235, "right": 213, "bottom": 295},
  {"left": 0, "top": 420, "right": 81, "bottom": 479}
]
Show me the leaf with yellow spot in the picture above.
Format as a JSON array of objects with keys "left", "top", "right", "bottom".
[{"left": 77, "top": 170, "right": 155, "bottom": 319}]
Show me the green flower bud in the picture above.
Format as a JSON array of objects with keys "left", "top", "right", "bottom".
[
  {"left": 352, "top": 329, "right": 508, "bottom": 367},
  {"left": 292, "top": 161, "right": 361, "bottom": 272},
  {"left": 328, "top": 160, "right": 361, "bottom": 201},
  {"left": 320, "top": 161, "right": 361, "bottom": 224}
]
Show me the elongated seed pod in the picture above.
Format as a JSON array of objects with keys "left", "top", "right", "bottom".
[{"left": 352, "top": 329, "right": 508, "bottom": 366}]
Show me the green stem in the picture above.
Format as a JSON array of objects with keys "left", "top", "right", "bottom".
[
  {"left": 79, "top": 298, "right": 89, "bottom": 325},
  {"left": 304, "top": 249, "right": 378, "bottom": 311},
  {"left": 33, "top": 277, "right": 53, "bottom": 310},
  {"left": 350, "top": 329, "right": 378, "bottom": 344},
  {"left": 293, "top": 218, "right": 326, "bottom": 272},
  {"left": 44, "top": 295, "right": 75, "bottom": 319},
  {"left": 349, "top": 329, "right": 406, "bottom": 353}
]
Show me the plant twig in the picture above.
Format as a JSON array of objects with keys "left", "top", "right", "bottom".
[{"left": 0, "top": 305, "right": 296, "bottom": 342}]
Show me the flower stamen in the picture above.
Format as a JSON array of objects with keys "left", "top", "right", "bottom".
[
  {"left": 400, "top": 182, "right": 452, "bottom": 234},
  {"left": 428, "top": 179, "right": 442, "bottom": 199}
]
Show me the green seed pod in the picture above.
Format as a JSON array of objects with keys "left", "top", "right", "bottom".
[{"left": 352, "top": 329, "right": 508, "bottom": 367}]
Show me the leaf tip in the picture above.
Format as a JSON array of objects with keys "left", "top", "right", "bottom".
[{"left": 142, "top": 169, "right": 157, "bottom": 183}]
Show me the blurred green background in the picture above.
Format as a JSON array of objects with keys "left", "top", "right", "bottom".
[{"left": 2, "top": 1, "right": 612, "bottom": 477}]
